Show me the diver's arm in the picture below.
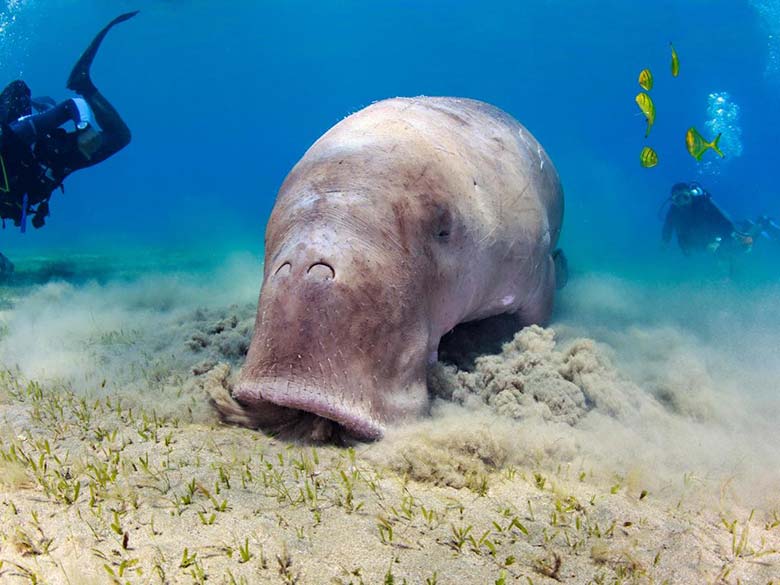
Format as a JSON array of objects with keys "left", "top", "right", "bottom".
[{"left": 8, "top": 98, "right": 87, "bottom": 145}]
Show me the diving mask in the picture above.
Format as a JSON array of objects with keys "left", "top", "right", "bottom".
[{"left": 671, "top": 189, "right": 693, "bottom": 207}]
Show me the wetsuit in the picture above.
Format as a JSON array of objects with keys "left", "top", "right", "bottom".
[
  {"left": 662, "top": 192, "right": 736, "bottom": 255},
  {"left": 0, "top": 11, "right": 136, "bottom": 233}
]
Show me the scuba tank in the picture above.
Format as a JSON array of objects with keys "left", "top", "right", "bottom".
[{"left": 0, "top": 80, "right": 61, "bottom": 232}]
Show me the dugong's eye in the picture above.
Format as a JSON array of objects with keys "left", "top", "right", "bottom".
[{"left": 434, "top": 206, "right": 453, "bottom": 242}]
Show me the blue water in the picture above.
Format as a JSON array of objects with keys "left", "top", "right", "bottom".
[{"left": 0, "top": 0, "right": 778, "bottom": 276}]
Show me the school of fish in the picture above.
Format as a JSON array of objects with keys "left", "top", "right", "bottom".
[{"left": 636, "top": 43, "right": 724, "bottom": 168}]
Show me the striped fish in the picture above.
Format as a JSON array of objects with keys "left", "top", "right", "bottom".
[
  {"left": 638, "top": 68, "right": 653, "bottom": 91},
  {"left": 635, "top": 92, "right": 655, "bottom": 137},
  {"left": 670, "top": 43, "right": 680, "bottom": 77},
  {"left": 640, "top": 146, "right": 658, "bottom": 168}
]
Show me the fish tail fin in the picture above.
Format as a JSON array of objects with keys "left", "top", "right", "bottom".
[{"left": 710, "top": 133, "right": 725, "bottom": 158}]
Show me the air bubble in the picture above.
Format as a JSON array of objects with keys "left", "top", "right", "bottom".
[{"left": 698, "top": 91, "right": 743, "bottom": 177}]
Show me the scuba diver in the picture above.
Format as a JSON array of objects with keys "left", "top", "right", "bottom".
[
  {"left": 661, "top": 182, "right": 752, "bottom": 255},
  {"left": 0, "top": 11, "right": 138, "bottom": 276},
  {"left": 661, "top": 182, "right": 754, "bottom": 277}
]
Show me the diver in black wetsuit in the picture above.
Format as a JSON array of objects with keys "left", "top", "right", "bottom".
[
  {"left": 0, "top": 11, "right": 138, "bottom": 275},
  {"left": 661, "top": 182, "right": 753, "bottom": 276},
  {"left": 661, "top": 182, "right": 751, "bottom": 255}
]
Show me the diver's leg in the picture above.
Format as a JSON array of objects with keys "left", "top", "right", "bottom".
[
  {"left": 65, "top": 12, "right": 137, "bottom": 164},
  {"left": 79, "top": 90, "right": 131, "bottom": 164},
  {"left": 767, "top": 219, "right": 780, "bottom": 241},
  {"left": 66, "top": 11, "right": 139, "bottom": 95}
]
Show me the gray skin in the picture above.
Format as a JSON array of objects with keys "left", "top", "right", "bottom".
[{"left": 220, "top": 97, "right": 563, "bottom": 441}]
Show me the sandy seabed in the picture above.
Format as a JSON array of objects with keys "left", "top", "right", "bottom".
[{"left": 0, "top": 255, "right": 779, "bottom": 584}]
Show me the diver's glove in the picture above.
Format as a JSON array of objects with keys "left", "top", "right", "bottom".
[
  {"left": 730, "top": 231, "right": 754, "bottom": 252},
  {"left": 707, "top": 237, "right": 722, "bottom": 253}
]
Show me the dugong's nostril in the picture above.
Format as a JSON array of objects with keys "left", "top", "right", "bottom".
[
  {"left": 307, "top": 262, "right": 335, "bottom": 280},
  {"left": 274, "top": 262, "right": 291, "bottom": 277}
]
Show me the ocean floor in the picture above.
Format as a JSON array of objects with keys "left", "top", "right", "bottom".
[{"left": 0, "top": 253, "right": 779, "bottom": 584}]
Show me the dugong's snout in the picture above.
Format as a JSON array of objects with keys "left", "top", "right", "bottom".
[
  {"left": 233, "top": 243, "right": 432, "bottom": 441},
  {"left": 269, "top": 256, "right": 336, "bottom": 283},
  {"left": 232, "top": 378, "right": 387, "bottom": 441}
]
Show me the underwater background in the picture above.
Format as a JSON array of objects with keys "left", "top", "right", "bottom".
[
  {"left": 2, "top": 3, "right": 780, "bottom": 582},
  {"left": 0, "top": 0, "right": 778, "bottom": 278}
]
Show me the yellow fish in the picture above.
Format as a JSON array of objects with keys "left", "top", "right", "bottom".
[
  {"left": 635, "top": 92, "right": 655, "bottom": 137},
  {"left": 638, "top": 68, "right": 653, "bottom": 91},
  {"left": 670, "top": 43, "right": 680, "bottom": 77},
  {"left": 685, "top": 127, "right": 724, "bottom": 160},
  {"left": 639, "top": 146, "right": 658, "bottom": 168}
]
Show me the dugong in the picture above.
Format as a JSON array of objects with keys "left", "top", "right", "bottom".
[{"left": 214, "top": 97, "right": 564, "bottom": 441}]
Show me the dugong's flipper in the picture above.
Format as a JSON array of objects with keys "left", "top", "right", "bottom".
[
  {"left": 67, "top": 11, "right": 140, "bottom": 95},
  {"left": 553, "top": 249, "right": 568, "bottom": 290}
]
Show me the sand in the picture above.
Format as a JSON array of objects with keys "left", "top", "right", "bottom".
[{"left": 0, "top": 258, "right": 779, "bottom": 584}]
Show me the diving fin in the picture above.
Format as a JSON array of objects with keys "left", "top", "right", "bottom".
[
  {"left": 552, "top": 248, "right": 568, "bottom": 290},
  {"left": 66, "top": 11, "right": 140, "bottom": 95}
]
